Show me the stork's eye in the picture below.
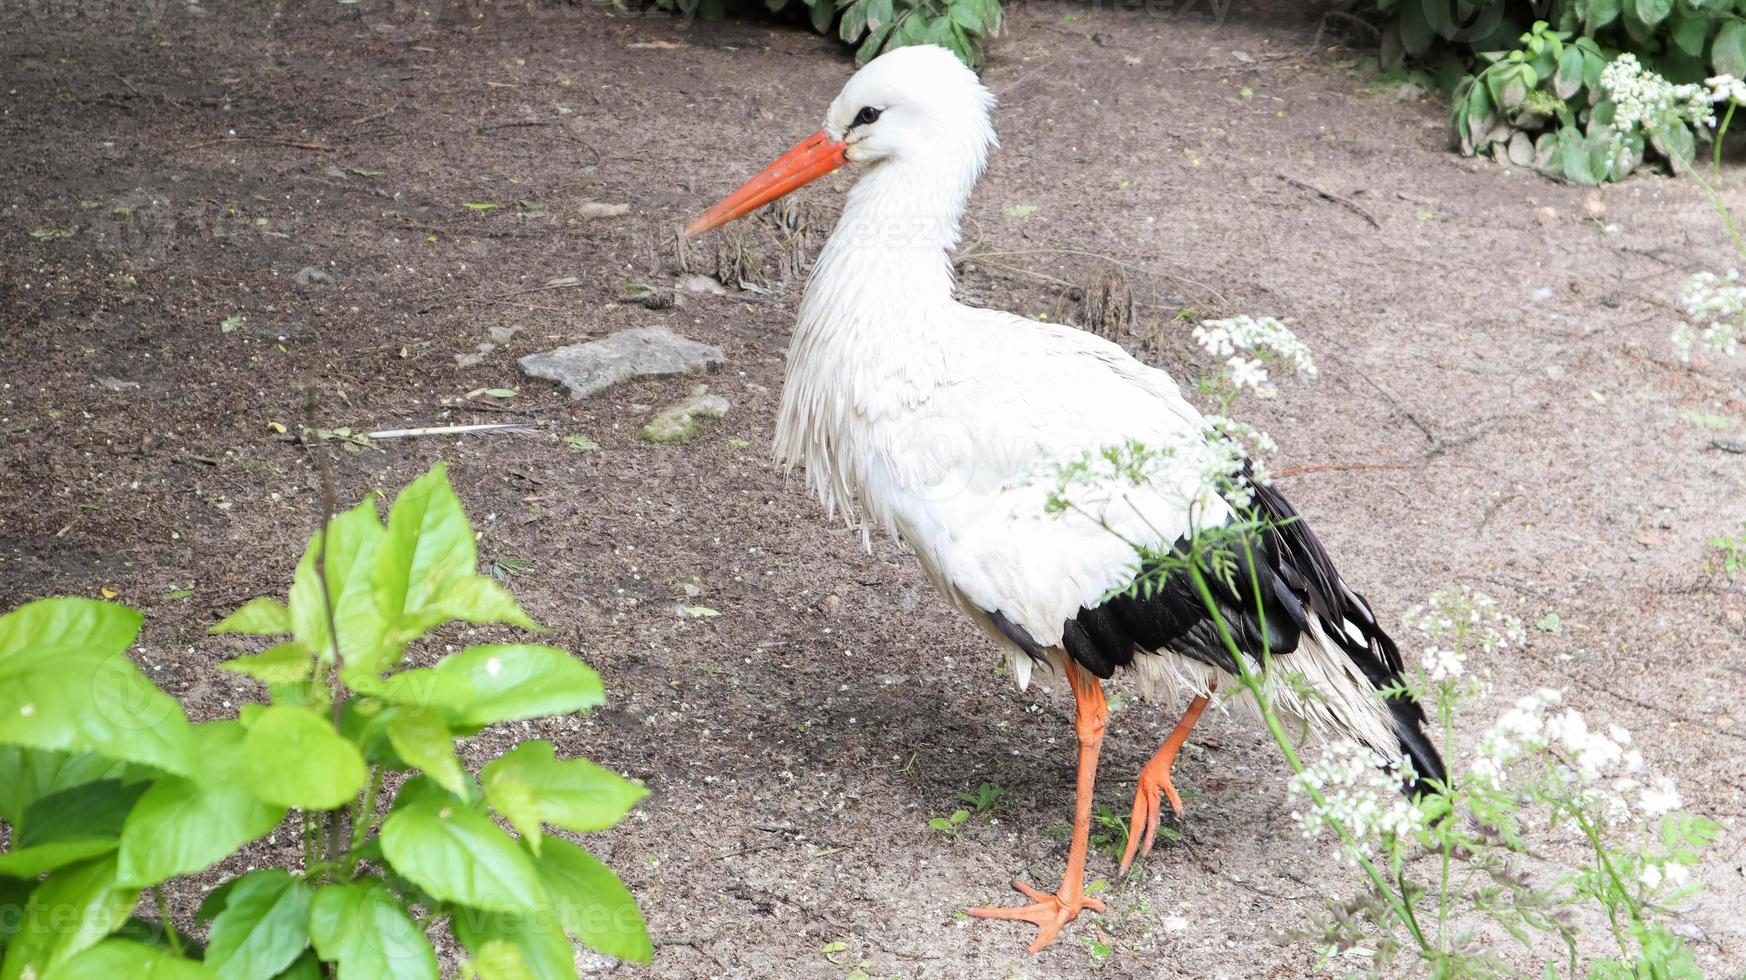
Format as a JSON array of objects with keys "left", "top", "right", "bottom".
[{"left": 851, "top": 106, "right": 882, "bottom": 128}]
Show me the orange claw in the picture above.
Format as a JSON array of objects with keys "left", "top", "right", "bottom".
[
  {"left": 968, "top": 879, "right": 1108, "bottom": 954},
  {"left": 1119, "top": 692, "right": 1212, "bottom": 875}
]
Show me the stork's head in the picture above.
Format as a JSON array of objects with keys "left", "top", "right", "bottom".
[{"left": 685, "top": 44, "right": 997, "bottom": 236}]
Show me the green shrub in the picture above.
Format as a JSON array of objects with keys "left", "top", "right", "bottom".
[
  {"left": 645, "top": 0, "right": 1002, "bottom": 69},
  {"left": 1383, "top": 0, "right": 1746, "bottom": 182},
  {"left": 0, "top": 463, "right": 649, "bottom": 979}
]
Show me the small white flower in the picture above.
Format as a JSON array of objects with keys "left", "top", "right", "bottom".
[
  {"left": 1673, "top": 270, "right": 1744, "bottom": 362},
  {"left": 1639, "top": 776, "right": 1683, "bottom": 817},
  {"left": 1421, "top": 644, "right": 1465, "bottom": 682},
  {"left": 1638, "top": 863, "right": 1663, "bottom": 890},
  {"left": 1706, "top": 73, "right": 1746, "bottom": 105}
]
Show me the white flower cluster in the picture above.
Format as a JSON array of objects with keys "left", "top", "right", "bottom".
[
  {"left": 1288, "top": 740, "right": 1424, "bottom": 861},
  {"left": 1401, "top": 588, "right": 1526, "bottom": 660},
  {"left": 1598, "top": 54, "right": 1715, "bottom": 165},
  {"left": 1706, "top": 73, "right": 1746, "bottom": 106},
  {"left": 1192, "top": 315, "right": 1318, "bottom": 400},
  {"left": 1673, "top": 270, "right": 1744, "bottom": 361},
  {"left": 1468, "top": 688, "right": 1686, "bottom": 832}
]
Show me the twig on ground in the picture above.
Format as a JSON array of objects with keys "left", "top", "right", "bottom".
[
  {"left": 1272, "top": 462, "right": 1417, "bottom": 479},
  {"left": 1278, "top": 175, "right": 1382, "bottom": 229},
  {"left": 367, "top": 422, "right": 536, "bottom": 440},
  {"left": 182, "top": 135, "right": 336, "bottom": 153},
  {"left": 477, "top": 121, "right": 552, "bottom": 133}
]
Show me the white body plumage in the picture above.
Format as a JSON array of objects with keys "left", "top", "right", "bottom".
[{"left": 767, "top": 46, "right": 1400, "bottom": 762}]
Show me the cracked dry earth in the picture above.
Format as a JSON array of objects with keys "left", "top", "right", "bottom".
[{"left": 2, "top": 0, "right": 1745, "bottom": 976}]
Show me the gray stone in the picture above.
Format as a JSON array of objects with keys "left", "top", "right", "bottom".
[
  {"left": 295, "top": 266, "right": 333, "bottom": 286},
  {"left": 639, "top": 384, "right": 729, "bottom": 444},
  {"left": 520, "top": 327, "right": 724, "bottom": 400}
]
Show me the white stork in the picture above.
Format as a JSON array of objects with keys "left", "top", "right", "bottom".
[{"left": 685, "top": 44, "right": 1443, "bottom": 953}]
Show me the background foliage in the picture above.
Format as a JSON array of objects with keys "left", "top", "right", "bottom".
[
  {"left": 643, "top": 0, "right": 1001, "bottom": 68},
  {"left": 1380, "top": 0, "right": 1745, "bottom": 182}
]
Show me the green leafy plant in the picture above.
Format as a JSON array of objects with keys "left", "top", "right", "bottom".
[
  {"left": 1448, "top": 22, "right": 1716, "bottom": 183},
  {"left": 0, "top": 463, "right": 650, "bottom": 978},
  {"left": 956, "top": 781, "right": 1005, "bottom": 814},
  {"left": 927, "top": 808, "right": 971, "bottom": 835},
  {"left": 1710, "top": 522, "right": 1746, "bottom": 573},
  {"left": 643, "top": 0, "right": 1001, "bottom": 69},
  {"left": 1383, "top": 0, "right": 1746, "bottom": 183}
]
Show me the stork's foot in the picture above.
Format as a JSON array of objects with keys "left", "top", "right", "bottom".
[
  {"left": 1118, "top": 692, "right": 1211, "bottom": 875},
  {"left": 967, "top": 879, "right": 1106, "bottom": 953},
  {"left": 1117, "top": 763, "right": 1183, "bottom": 874}
]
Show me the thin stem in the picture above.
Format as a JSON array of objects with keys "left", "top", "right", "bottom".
[
  {"left": 1572, "top": 805, "right": 1644, "bottom": 964},
  {"left": 346, "top": 766, "right": 386, "bottom": 878},
  {"left": 153, "top": 886, "right": 184, "bottom": 958},
  {"left": 1714, "top": 102, "right": 1736, "bottom": 176},
  {"left": 1184, "top": 560, "right": 1437, "bottom": 960},
  {"left": 303, "top": 386, "right": 350, "bottom": 867}
]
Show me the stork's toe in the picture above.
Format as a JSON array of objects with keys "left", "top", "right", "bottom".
[{"left": 968, "top": 879, "right": 1105, "bottom": 953}]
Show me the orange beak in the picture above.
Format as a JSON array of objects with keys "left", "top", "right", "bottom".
[{"left": 684, "top": 129, "right": 849, "bottom": 237}]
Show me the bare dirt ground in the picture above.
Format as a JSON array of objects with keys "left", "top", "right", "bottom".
[{"left": 3, "top": 0, "right": 1745, "bottom": 976}]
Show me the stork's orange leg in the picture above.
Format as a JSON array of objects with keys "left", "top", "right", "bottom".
[
  {"left": 968, "top": 661, "right": 1109, "bottom": 953},
  {"left": 1118, "top": 688, "right": 1213, "bottom": 874}
]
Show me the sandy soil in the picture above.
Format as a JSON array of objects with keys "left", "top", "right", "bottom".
[{"left": 2, "top": 0, "right": 1744, "bottom": 976}]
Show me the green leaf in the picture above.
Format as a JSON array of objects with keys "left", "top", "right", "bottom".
[
  {"left": 242, "top": 707, "right": 367, "bottom": 810},
  {"left": 0, "top": 598, "right": 141, "bottom": 659},
  {"left": 1715, "top": 21, "right": 1746, "bottom": 78},
  {"left": 452, "top": 909, "right": 572, "bottom": 980},
  {"left": 0, "top": 630, "right": 194, "bottom": 777},
  {"left": 1625, "top": 0, "right": 1670, "bottom": 28},
  {"left": 1670, "top": 14, "right": 1711, "bottom": 58},
  {"left": 808, "top": 0, "right": 832, "bottom": 34},
  {"left": 949, "top": 0, "right": 984, "bottom": 33},
  {"left": 336, "top": 699, "right": 405, "bottom": 768},
  {"left": 427, "top": 576, "right": 538, "bottom": 632},
  {"left": 838, "top": 0, "right": 869, "bottom": 42},
  {"left": 204, "top": 869, "right": 310, "bottom": 980},
  {"left": 220, "top": 643, "right": 314, "bottom": 685},
  {"left": 0, "top": 856, "right": 140, "bottom": 980},
  {"left": 534, "top": 839, "right": 652, "bottom": 963},
  {"left": 0, "top": 775, "right": 147, "bottom": 877},
  {"left": 1554, "top": 45, "right": 1585, "bottom": 100},
  {"left": 384, "top": 709, "right": 465, "bottom": 797},
  {"left": 381, "top": 645, "right": 603, "bottom": 728},
  {"left": 373, "top": 464, "right": 477, "bottom": 630},
  {"left": 380, "top": 794, "right": 547, "bottom": 914},
  {"left": 481, "top": 741, "right": 646, "bottom": 853},
  {"left": 117, "top": 721, "right": 287, "bottom": 888},
  {"left": 17, "top": 778, "right": 147, "bottom": 849},
  {"left": 1561, "top": 132, "right": 1601, "bottom": 185},
  {"left": 37, "top": 940, "right": 213, "bottom": 980},
  {"left": 307, "top": 880, "right": 438, "bottom": 980},
  {"left": 0, "top": 876, "right": 28, "bottom": 946},
  {"left": 0, "top": 838, "right": 119, "bottom": 879},
  {"left": 1652, "top": 121, "right": 1698, "bottom": 173},
  {"left": 0, "top": 748, "right": 129, "bottom": 825},
  {"left": 1585, "top": 0, "right": 1620, "bottom": 30},
  {"left": 276, "top": 951, "right": 321, "bottom": 980},
  {"left": 1397, "top": 0, "right": 1433, "bottom": 56},
  {"left": 210, "top": 598, "right": 291, "bottom": 637},
  {"left": 288, "top": 498, "right": 388, "bottom": 674}
]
